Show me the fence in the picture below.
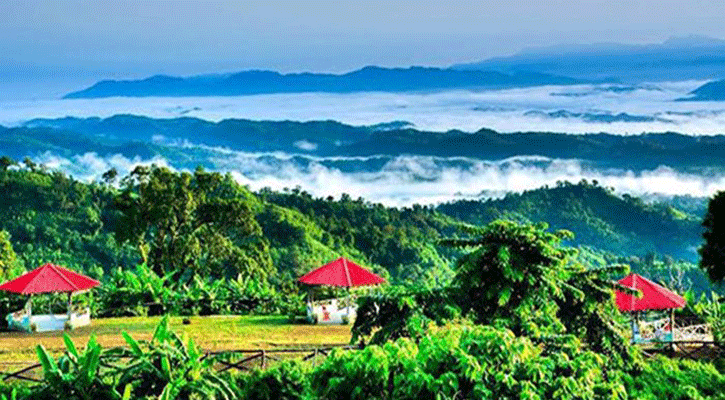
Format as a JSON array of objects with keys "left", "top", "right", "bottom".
[{"left": 0, "top": 344, "right": 358, "bottom": 383}]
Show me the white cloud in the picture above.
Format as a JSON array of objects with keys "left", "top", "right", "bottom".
[{"left": 3, "top": 81, "right": 725, "bottom": 135}]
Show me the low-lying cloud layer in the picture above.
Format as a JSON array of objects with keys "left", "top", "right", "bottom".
[
  {"left": 3, "top": 81, "right": 725, "bottom": 135},
  {"left": 34, "top": 150, "right": 725, "bottom": 206}
]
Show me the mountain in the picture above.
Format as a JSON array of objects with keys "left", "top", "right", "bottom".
[
  {"left": 454, "top": 36, "right": 725, "bottom": 83},
  {"left": 683, "top": 78, "right": 725, "bottom": 101},
  {"left": 62, "top": 66, "right": 583, "bottom": 98},
  {"left": 437, "top": 181, "right": 705, "bottom": 262},
  {"left": 18, "top": 115, "right": 725, "bottom": 173}
]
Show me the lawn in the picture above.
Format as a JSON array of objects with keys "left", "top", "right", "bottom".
[{"left": 0, "top": 315, "right": 352, "bottom": 367}]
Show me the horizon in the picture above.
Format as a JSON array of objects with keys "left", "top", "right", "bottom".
[{"left": 3, "top": 0, "right": 725, "bottom": 100}]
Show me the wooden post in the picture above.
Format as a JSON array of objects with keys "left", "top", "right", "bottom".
[
  {"left": 261, "top": 350, "right": 266, "bottom": 369},
  {"left": 670, "top": 308, "right": 676, "bottom": 352},
  {"left": 67, "top": 292, "right": 73, "bottom": 321}
]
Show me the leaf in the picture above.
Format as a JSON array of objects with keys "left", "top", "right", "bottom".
[
  {"left": 498, "top": 287, "right": 512, "bottom": 306},
  {"left": 35, "top": 345, "right": 58, "bottom": 375},
  {"left": 122, "top": 331, "right": 143, "bottom": 356},
  {"left": 63, "top": 333, "right": 79, "bottom": 360},
  {"left": 122, "top": 384, "right": 133, "bottom": 400}
]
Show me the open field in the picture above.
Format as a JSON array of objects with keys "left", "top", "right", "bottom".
[{"left": 0, "top": 315, "right": 352, "bottom": 366}]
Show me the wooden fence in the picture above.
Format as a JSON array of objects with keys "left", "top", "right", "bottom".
[{"left": 0, "top": 344, "right": 357, "bottom": 383}]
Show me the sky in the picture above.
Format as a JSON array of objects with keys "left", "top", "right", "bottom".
[{"left": 2, "top": 0, "right": 725, "bottom": 99}]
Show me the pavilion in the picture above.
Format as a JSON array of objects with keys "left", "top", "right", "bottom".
[
  {"left": 0, "top": 263, "right": 100, "bottom": 332},
  {"left": 298, "top": 257, "right": 385, "bottom": 324},
  {"left": 615, "top": 273, "right": 687, "bottom": 343}
]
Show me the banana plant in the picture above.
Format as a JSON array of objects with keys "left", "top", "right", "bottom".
[
  {"left": 34, "top": 334, "right": 126, "bottom": 400},
  {"left": 115, "top": 316, "right": 237, "bottom": 400}
]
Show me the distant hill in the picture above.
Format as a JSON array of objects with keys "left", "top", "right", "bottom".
[
  {"left": 62, "top": 66, "right": 583, "bottom": 98},
  {"left": 683, "top": 78, "right": 725, "bottom": 101},
  {"left": 437, "top": 181, "right": 705, "bottom": 262},
  {"left": 454, "top": 36, "right": 725, "bottom": 83},
  {"left": 15, "top": 115, "right": 725, "bottom": 172}
]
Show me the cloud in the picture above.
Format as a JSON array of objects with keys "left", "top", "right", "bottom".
[
  {"left": 33, "top": 152, "right": 171, "bottom": 182},
  {"left": 293, "top": 140, "right": 318, "bottom": 151},
  {"left": 4, "top": 81, "right": 725, "bottom": 135},
  {"left": 38, "top": 149, "right": 724, "bottom": 207}
]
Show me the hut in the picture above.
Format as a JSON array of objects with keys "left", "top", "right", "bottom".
[
  {"left": 615, "top": 273, "right": 686, "bottom": 343},
  {"left": 298, "top": 257, "right": 385, "bottom": 324},
  {"left": 0, "top": 264, "right": 100, "bottom": 332}
]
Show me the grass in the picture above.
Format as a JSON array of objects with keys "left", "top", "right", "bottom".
[{"left": 0, "top": 315, "right": 352, "bottom": 366}]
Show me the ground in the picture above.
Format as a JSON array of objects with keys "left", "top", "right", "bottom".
[{"left": 0, "top": 315, "right": 352, "bottom": 369}]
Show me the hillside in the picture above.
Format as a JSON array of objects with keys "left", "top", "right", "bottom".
[
  {"left": 437, "top": 181, "right": 705, "bottom": 262},
  {"left": 0, "top": 161, "right": 709, "bottom": 278},
  {"left": 454, "top": 36, "right": 725, "bottom": 83},
  {"left": 14, "top": 115, "right": 725, "bottom": 173},
  {"left": 62, "top": 66, "right": 583, "bottom": 98},
  {"left": 684, "top": 78, "right": 725, "bottom": 101}
]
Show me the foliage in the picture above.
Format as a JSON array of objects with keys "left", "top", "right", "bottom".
[
  {"left": 700, "top": 191, "right": 725, "bottom": 283},
  {"left": 95, "top": 263, "right": 303, "bottom": 318},
  {"left": 315, "top": 324, "right": 627, "bottom": 400},
  {"left": 623, "top": 355, "right": 725, "bottom": 400},
  {"left": 115, "top": 165, "right": 272, "bottom": 279},
  {"left": 233, "top": 362, "right": 311, "bottom": 400},
  {"left": 354, "top": 220, "right": 636, "bottom": 368},
  {"left": 30, "top": 335, "right": 120, "bottom": 400},
  {"left": 437, "top": 181, "right": 704, "bottom": 263}
]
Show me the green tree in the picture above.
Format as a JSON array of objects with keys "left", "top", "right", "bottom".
[
  {"left": 0, "top": 156, "right": 16, "bottom": 171},
  {"left": 0, "top": 230, "right": 21, "bottom": 277},
  {"left": 114, "top": 165, "right": 272, "bottom": 279},
  {"left": 700, "top": 191, "right": 725, "bottom": 283}
]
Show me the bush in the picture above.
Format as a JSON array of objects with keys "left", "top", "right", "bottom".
[{"left": 234, "top": 362, "right": 311, "bottom": 400}]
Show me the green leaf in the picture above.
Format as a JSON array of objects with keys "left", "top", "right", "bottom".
[
  {"left": 122, "top": 331, "right": 143, "bottom": 356},
  {"left": 498, "top": 287, "right": 512, "bottom": 306},
  {"left": 63, "top": 333, "right": 79, "bottom": 359},
  {"left": 35, "top": 345, "right": 58, "bottom": 375},
  {"left": 122, "top": 384, "right": 133, "bottom": 400}
]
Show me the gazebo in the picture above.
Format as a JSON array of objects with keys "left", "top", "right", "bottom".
[
  {"left": 0, "top": 263, "right": 100, "bottom": 332},
  {"left": 298, "top": 257, "right": 385, "bottom": 324},
  {"left": 615, "top": 273, "right": 686, "bottom": 343}
]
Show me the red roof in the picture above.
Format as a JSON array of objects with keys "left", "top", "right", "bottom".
[
  {"left": 298, "top": 257, "right": 386, "bottom": 287},
  {"left": 0, "top": 263, "right": 100, "bottom": 295},
  {"left": 615, "top": 273, "right": 686, "bottom": 312}
]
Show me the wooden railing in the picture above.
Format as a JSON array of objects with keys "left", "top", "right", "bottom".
[{"left": 0, "top": 345, "right": 357, "bottom": 383}]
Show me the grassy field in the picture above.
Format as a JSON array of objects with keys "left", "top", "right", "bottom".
[{"left": 0, "top": 315, "right": 352, "bottom": 366}]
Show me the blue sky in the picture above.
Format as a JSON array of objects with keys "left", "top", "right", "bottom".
[{"left": 2, "top": 0, "right": 725, "bottom": 98}]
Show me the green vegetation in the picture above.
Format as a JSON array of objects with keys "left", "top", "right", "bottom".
[
  {"left": 700, "top": 191, "right": 725, "bottom": 283},
  {"left": 3, "top": 220, "right": 725, "bottom": 399},
  {"left": 437, "top": 180, "right": 704, "bottom": 262}
]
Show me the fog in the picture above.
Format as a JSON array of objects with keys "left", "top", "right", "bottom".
[
  {"left": 3, "top": 81, "right": 725, "bottom": 135},
  {"left": 33, "top": 151, "right": 723, "bottom": 206}
]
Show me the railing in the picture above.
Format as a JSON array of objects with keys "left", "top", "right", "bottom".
[{"left": 0, "top": 345, "right": 357, "bottom": 383}]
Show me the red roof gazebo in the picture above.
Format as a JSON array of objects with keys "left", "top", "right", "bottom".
[
  {"left": 0, "top": 263, "right": 100, "bottom": 295},
  {"left": 298, "top": 257, "right": 385, "bottom": 324},
  {"left": 298, "top": 257, "right": 385, "bottom": 287},
  {"left": 615, "top": 273, "right": 686, "bottom": 344},
  {"left": 0, "top": 264, "right": 100, "bottom": 332},
  {"left": 615, "top": 273, "right": 686, "bottom": 312}
]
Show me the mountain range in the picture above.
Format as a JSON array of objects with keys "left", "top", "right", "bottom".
[
  {"left": 63, "top": 67, "right": 582, "bottom": 99},
  {"left": 7, "top": 115, "right": 725, "bottom": 173},
  {"left": 455, "top": 35, "right": 725, "bottom": 83}
]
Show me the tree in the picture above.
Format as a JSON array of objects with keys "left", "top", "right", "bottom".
[
  {"left": 0, "top": 230, "right": 21, "bottom": 278},
  {"left": 0, "top": 156, "right": 16, "bottom": 171},
  {"left": 101, "top": 168, "right": 118, "bottom": 185},
  {"left": 700, "top": 191, "right": 725, "bottom": 282},
  {"left": 114, "top": 165, "right": 273, "bottom": 279}
]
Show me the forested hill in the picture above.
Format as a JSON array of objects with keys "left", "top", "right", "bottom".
[
  {"left": 0, "top": 160, "right": 708, "bottom": 287},
  {"left": 0, "top": 162, "right": 460, "bottom": 287},
  {"left": 12, "top": 115, "right": 725, "bottom": 172},
  {"left": 437, "top": 181, "right": 706, "bottom": 262}
]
